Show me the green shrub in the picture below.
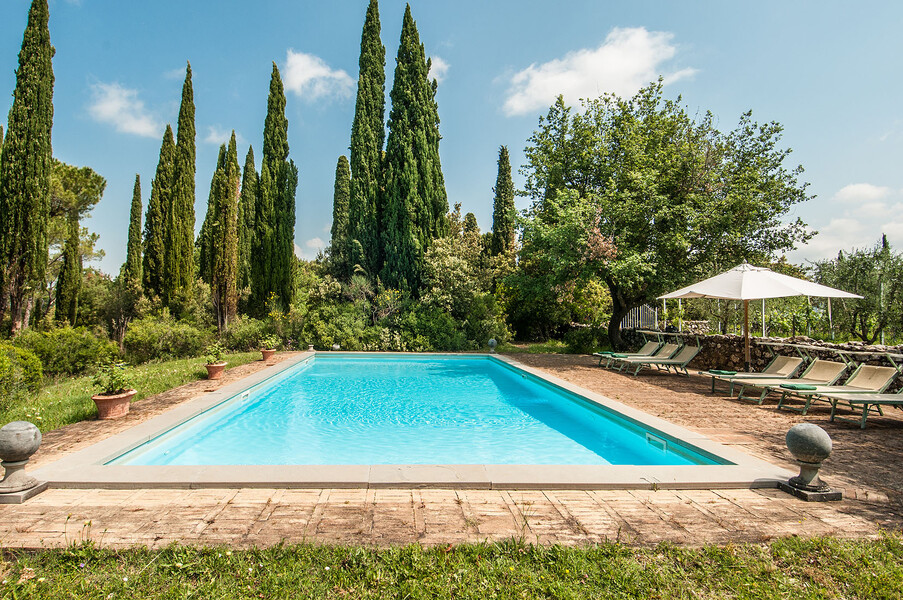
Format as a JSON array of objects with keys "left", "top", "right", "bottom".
[
  {"left": 14, "top": 326, "right": 117, "bottom": 376},
  {"left": 0, "top": 342, "right": 43, "bottom": 411},
  {"left": 564, "top": 326, "right": 604, "bottom": 354},
  {"left": 92, "top": 361, "right": 131, "bottom": 395},
  {"left": 123, "top": 316, "right": 211, "bottom": 364},
  {"left": 463, "top": 293, "right": 510, "bottom": 348},
  {"left": 395, "top": 306, "right": 468, "bottom": 352},
  {"left": 222, "top": 316, "right": 269, "bottom": 351},
  {"left": 301, "top": 302, "right": 368, "bottom": 350}
]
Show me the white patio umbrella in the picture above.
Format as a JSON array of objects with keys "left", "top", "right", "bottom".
[{"left": 658, "top": 263, "right": 862, "bottom": 370}]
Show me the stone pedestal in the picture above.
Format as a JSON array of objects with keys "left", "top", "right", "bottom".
[
  {"left": 780, "top": 423, "right": 843, "bottom": 501},
  {"left": 0, "top": 421, "right": 47, "bottom": 504}
]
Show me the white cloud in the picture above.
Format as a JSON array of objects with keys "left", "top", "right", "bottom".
[
  {"left": 502, "top": 27, "right": 696, "bottom": 116},
  {"left": 88, "top": 82, "right": 161, "bottom": 138},
  {"left": 429, "top": 56, "right": 449, "bottom": 83},
  {"left": 834, "top": 183, "right": 891, "bottom": 203},
  {"left": 283, "top": 50, "right": 354, "bottom": 101},
  {"left": 294, "top": 238, "right": 326, "bottom": 261},
  {"left": 203, "top": 125, "right": 244, "bottom": 146}
]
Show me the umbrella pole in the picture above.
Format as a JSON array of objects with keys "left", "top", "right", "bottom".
[{"left": 744, "top": 299, "right": 751, "bottom": 372}]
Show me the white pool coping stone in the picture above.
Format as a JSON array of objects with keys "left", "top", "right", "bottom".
[{"left": 33, "top": 352, "right": 794, "bottom": 490}]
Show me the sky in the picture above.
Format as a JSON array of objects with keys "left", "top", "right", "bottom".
[{"left": 1, "top": 0, "right": 902, "bottom": 275}]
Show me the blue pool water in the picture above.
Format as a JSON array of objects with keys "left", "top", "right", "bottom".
[{"left": 111, "top": 355, "right": 723, "bottom": 466}]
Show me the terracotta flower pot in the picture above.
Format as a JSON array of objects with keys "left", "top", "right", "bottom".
[
  {"left": 205, "top": 361, "right": 227, "bottom": 380},
  {"left": 92, "top": 389, "right": 137, "bottom": 420},
  {"left": 261, "top": 349, "right": 277, "bottom": 362}
]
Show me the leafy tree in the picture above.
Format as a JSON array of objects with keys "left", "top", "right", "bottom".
[
  {"left": 0, "top": 0, "right": 54, "bottom": 333},
  {"left": 237, "top": 146, "right": 257, "bottom": 298},
  {"left": 143, "top": 125, "right": 175, "bottom": 301},
  {"left": 165, "top": 63, "right": 197, "bottom": 308},
  {"left": 519, "top": 82, "right": 813, "bottom": 347},
  {"left": 252, "top": 64, "right": 298, "bottom": 314},
  {"left": 197, "top": 145, "right": 226, "bottom": 285},
  {"left": 812, "top": 235, "right": 903, "bottom": 344},
  {"left": 54, "top": 212, "right": 81, "bottom": 324},
  {"left": 381, "top": 5, "right": 448, "bottom": 292},
  {"left": 329, "top": 155, "right": 352, "bottom": 278},
  {"left": 490, "top": 146, "right": 515, "bottom": 256},
  {"left": 121, "top": 174, "right": 143, "bottom": 289},
  {"left": 348, "top": 0, "right": 386, "bottom": 278},
  {"left": 209, "top": 133, "right": 240, "bottom": 332}
]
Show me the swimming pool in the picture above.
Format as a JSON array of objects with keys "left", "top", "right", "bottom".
[
  {"left": 32, "top": 352, "right": 793, "bottom": 489},
  {"left": 111, "top": 355, "right": 721, "bottom": 467}
]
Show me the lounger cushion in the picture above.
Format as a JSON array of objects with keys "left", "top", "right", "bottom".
[
  {"left": 611, "top": 353, "right": 628, "bottom": 358},
  {"left": 710, "top": 370, "right": 737, "bottom": 375},
  {"left": 780, "top": 383, "right": 817, "bottom": 390}
]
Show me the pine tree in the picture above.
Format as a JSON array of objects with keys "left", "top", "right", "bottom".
[
  {"left": 197, "top": 145, "right": 226, "bottom": 285},
  {"left": 252, "top": 64, "right": 298, "bottom": 313},
  {"left": 348, "top": 0, "right": 386, "bottom": 278},
  {"left": 143, "top": 125, "right": 175, "bottom": 299},
  {"left": 330, "top": 155, "right": 351, "bottom": 278},
  {"left": 122, "top": 174, "right": 143, "bottom": 288},
  {"left": 381, "top": 4, "right": 448, "bottom": 292},
  {"left": 54, "top": 212, "right": 81, "bottom": 324},
  {"left": 165, "top": 62, "right": 197, "bottom": 307},
  {"left": 490, "top": 146, "right": 515, "bottom": 256},
  {"left": 210, "top": 132, "right": 240, "bottom": 331},
  {"left": 237, "top": 146, "right": 257, "bottom": 296},
  {"left": 0, "top": 0, "right": 54, "bottom": 332}
]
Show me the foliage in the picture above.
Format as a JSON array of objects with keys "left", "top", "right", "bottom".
[
  {"left": 328, "top": 155, "right": 352, "bottom": 279},
  {"left": 92, "top": 361, "right": 130, "bottom": 395},
  {"left": 143, "top": 125, "right": 175, "bottom": 301},
  {"left": 380, "top": 5, "right": 448, "bottom": 292},
  {"left": 519, "top": 82, "right": 814, "bottom": 347},
  {"left": 0, "top": 0, "right": 54, "bottom": 333},
  {"left": 122, "top": 313, "right": 210, "bottom": 364},
  {"left": 348, "top": 0, "right": 386, "bottom": 279},
  {"left": 221, "top": 315, "right": 268, "bottom": 351},
  {"left": 121, "top": 174, "right": 143, "bottom": 288},
  {"left": 14, "top": 325, "right": 116, "bottom": 376},
  {"left": 237, "top": 146, "right": 257, "bottom": 303},
  {"left": 258, "top": 333, "right": 281, "bottom": 350},
  {"left": 206, "top": 133, "right": 241, "bottom": 331},
  {"left": 203, "top": 342, "right": 225, "bottom": 365},
  {"left": 0, "top": 342, "right": 42, "bottom": 411},
  {"left": 491, "top": 145, "right": 516, "bottom": 256},
  {"left": 54, "top": 213, "right": 82, "bottom": 324},
  {"left": 811, "top": 235, "right": 903, "bottom": 343}
]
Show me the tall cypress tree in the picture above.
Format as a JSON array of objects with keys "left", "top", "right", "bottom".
[
  {"left": 197, "top": 145, "right": 226, "bottom": 285},
  {"left": 0, "top": 0, "right": 54, "bottom": 332},
  {"left": 490, "top": 145, "right": 515, "bottom": 256},
  {"left": 54, "top": 212, "right": 80, "bottom": 325},
  {"left": 348, "top": 0, "right": 385, "bottom": 278},
  {"left": 330, "top": 155, "right": 351, "bottom": 278},
  {"left": 252, "top": 64, "right": 297, "bottom": 313},
  {"left": 143, "top": 125, "right": 175, "bottom": 299},
  {"left": 122, "top": 174, "right": 143, "bottom": 287},
  {"left": 381, "top": 4, "right": 448, "bottom": 292},
  {"left": 210, "top": 132, "right": 240, "bottom": 331},
  {"left": 237, "top": 145, "right": 257, "bottom": 296},
  {"left": 165, "top": 62, "right": 196, "bottom": 307}
]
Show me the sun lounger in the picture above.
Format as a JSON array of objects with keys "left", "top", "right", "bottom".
[
  {"left": 607, "top": 343, "right": 681, "bottom": 371},
  {"left": 732, "top": 359, "right": 848, "bottom": 405},
  {"left": 825, "top": 390, "right": 903, "bottom": 428},
  {"left": 615, "top": 344, "right": 702, "bottom": 377},
  {"left": 700, "top": 355, "right": 805, "bottom": 395},
  {"left": 593, "top": 341, "right": 660, "bottom": 366},
  {"left": 773, "top": 365, "right": 898, "bottom": 415}
]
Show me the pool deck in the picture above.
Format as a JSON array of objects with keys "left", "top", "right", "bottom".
[{"left": 2, "top": 352, "right": 901, "bottom": 548}]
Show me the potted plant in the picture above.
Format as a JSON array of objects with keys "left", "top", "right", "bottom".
[
  {"left": 259, "top": 334, "right": 280, "bottom": 362},
  {"left": 91, "top": 362, "right": 136, "bottom": 419},
  {"left": 204, "top": 343, "right": 227, "bottom": 380}
]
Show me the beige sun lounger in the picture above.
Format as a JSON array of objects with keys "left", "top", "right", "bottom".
[
  {"left": 593, "top": 341, "right": 660, "bottom": 367},
  {"left": 615, "top": 344, "right": 702, "bottom": 377},
  {"left": 825, "top": 390, "right": 903, "bottom": 428},
  {"left": 733, "top": 359, "right": 848, "bottom": 405},
  {"left": 772, "top": 365, "right": 898, "bottom": 415},
  {"left": 607, "top": 343, "right": 680, "bottom": 371},
  {"left": 700, "top": 355, "right": 805, "bottom": 395}
]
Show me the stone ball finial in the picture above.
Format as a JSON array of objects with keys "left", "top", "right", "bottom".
[
  {"left": 488, "top": 338, "right": 497, "bottom": 353},
  {"left": 786, "top": 422, "right": 832, "bottom": 464},
  {"left": 0, "top": 421, "right": 41, "bottom": 463}
]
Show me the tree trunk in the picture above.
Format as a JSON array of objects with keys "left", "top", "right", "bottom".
[{"left": 608, "top": 302, "right": 629, "bottom": 350}]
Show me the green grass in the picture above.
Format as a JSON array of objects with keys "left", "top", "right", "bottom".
[
  {"left": 2, "top": 535, "right": 901, "bottom": 599},
  {"left": 497, "top": 340, "right": 572, "bottom": 354},
  {"left": 0, "top": 352, "right": 261, "bottom": 433}
]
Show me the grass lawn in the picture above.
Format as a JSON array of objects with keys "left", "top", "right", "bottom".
[
  {"left": 498, "top": 340, "right": 572, "bottom": 354},
  {"left": 0, "top": 351, "right": 261, "bottom": 433},
  {"left": 1, "top": 535, "right": 901, "bottom": 599}
]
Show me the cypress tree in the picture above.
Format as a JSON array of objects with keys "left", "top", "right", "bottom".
[
  {"left": 237, "top": 146, "right": 257, "bottom": 296},
  {"left": 490, "top": 146, "right": 515, "bottom": 256},
  {"left": 54, "top": 212, "right": 81, "bottom": 324},
  {"left": 381, "top": 4, "right": 448, "bottom": 292},
  {"left": 330, "top": 155, "right": 351, "bottom": 278},
  {"left": 210, "top": 132, "right": 240, "bottom": 331},
  {"left": 122, "top": 174, "right": 143, "bottom": 288},
  {"left": 0, "top": 0, "right": 54, "bottom": 332},
  {"left": 252, "top": 64, "right": 298, "bottom": 313},
  {"left": 165, "top": 62, "right": 196, "bottom": 307},
  {"left": 197, "top": 145, "right": 226, "bottom": 285},
  {"left": 348, "top": 0, "right": 385, "bottom": 278},
  {"left": 142, "top": 125, "right": 175, "bottom": 299}
]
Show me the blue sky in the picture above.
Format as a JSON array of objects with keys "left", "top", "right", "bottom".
[{"left": 1, "top": 0, "right": 901, "bottom": 275}]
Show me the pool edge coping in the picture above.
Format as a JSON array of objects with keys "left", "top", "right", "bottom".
[{"left": 32, "top": 352, "right": 795, "bottom": 490}]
